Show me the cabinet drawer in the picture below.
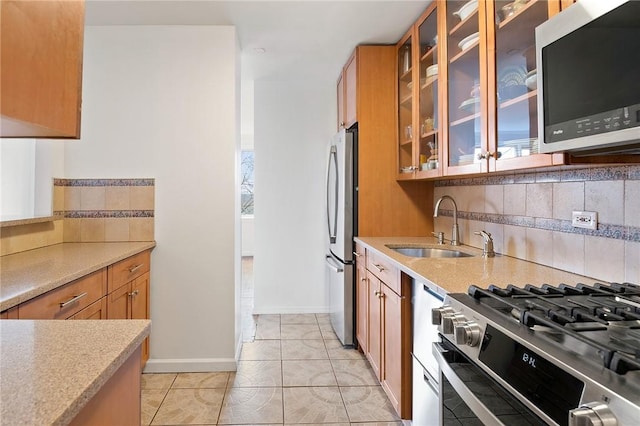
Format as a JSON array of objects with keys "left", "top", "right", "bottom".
[
  {"left": 71, "top": 296, "right": 107, "bottom": 320},
  {"left": 108, "top": 250, "right": 150, "bottom": 293},
  {"left": 367, "top": 251, "right": 400, "bottom": 294},
  {"left": 19, "top": 269, "right": 107, "bottom": 319}
]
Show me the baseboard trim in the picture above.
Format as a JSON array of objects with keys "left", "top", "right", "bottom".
[
  {"left": 143, "top": 358, "right": 237, "bottom": 373},
  {"left": 252, "top": 306, "right": 330, "bottom": 315}
]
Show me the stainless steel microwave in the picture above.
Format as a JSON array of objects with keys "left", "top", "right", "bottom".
[{"left": 536, "top": 0, "right": 640, "bottom": 155}]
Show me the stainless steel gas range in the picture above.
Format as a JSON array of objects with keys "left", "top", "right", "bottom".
[{"left": 431, "top": 282, "right": 640, "bottom": 426}]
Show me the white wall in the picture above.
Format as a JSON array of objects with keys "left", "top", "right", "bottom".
[
  {"left": 0, "top": 139, "right": 35, "bottom": 220},
  {"left": 253, "top": 79, "right": 335, "bottom": 313},
  {"left": 34, "top": 140, "right": 65, "bottom": 215},
  {"left": 0, "top": 138, "right": 64, "bottom": 220},
  {"left": 65, "top": 25, "right": 241, "bottom": 372}
]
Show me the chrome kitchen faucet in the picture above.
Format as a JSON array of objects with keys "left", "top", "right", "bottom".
[{"left": 433, "top": 195, "right": 460, "bottom": 246}]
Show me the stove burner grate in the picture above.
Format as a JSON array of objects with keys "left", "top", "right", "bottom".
[{"left": 468, "top": 282, "right": 640, "bottom": 374}]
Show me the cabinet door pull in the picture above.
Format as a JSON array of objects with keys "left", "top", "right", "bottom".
[
  {"left": 353, "top": 251, "right": 362, "bottom": 258},
  {"left": 59, "top": 292, "right": 87, "bottom": 308},
  {"left": 128, "top": 264, "right": 144, "bottom": 273},
  {"left": 128, "top": 289, "right": 140, "bottom": 297},
  {"left": 373, "top": 264, "right": 385, "bottom": 272}
]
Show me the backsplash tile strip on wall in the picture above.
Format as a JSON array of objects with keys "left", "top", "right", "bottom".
[
  {"left": 53, "top": 178, "right": 155, "bottom": 187},
  {"left": 435, "top": 165, "right": 640, "bottom": 187},
  {"left": 63, "top": 210, "right": 154, "bottom": 219},
  {"left": 434, "top": 165, "right": 639, "bottom": 283},
  {"left": 436, "top": 209, "right": 639, "bottom": 243},
  {"left": 55, "top": 178, "right": 155, "bottom": 243}
]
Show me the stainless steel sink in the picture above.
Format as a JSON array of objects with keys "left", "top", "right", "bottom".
[{"left": 387, "top": 246, "right": 473, "bottom": 258}]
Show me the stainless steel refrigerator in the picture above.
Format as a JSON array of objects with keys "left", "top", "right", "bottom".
[{"left": 325, "top": 127, "right": 357, "bottom": 347}]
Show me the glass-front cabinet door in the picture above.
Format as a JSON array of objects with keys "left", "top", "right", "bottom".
[
  {"left": 487, "top": 0, "right": 561, "bottom": 172},
  {"left": 397, "top": 34, "right": 415, "bottom": 179},
  {"left": 443, "top": 0, "right": 488, "bottom": 175},
  {"left": 415, "top": 3, "right": 440, "bottom": 178}
]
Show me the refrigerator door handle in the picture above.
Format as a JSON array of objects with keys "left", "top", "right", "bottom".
[
  {"left": 326, "top": 145, "right": 338, "bottom": 244},
  {"left": 325, "top": 255, "right": 344, "bottom": 273}
]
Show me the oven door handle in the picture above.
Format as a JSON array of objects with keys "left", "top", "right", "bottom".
[{"left": 433, "top": 342, "right": 507, "bottom": 426}]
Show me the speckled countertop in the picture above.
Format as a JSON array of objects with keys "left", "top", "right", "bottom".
[
  {"left": 0, "top": 242, "right": 156, "bottom": 312},
  {"left": 0, "top": 319, "right": 150, "bottom": 426},
  {"left": 355, "top": 237, "right": 599, "bottom": 295}
]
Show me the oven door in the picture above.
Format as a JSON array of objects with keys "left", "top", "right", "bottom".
[{"left": 433, "top": 339, "right": 550, "bottom": 426}]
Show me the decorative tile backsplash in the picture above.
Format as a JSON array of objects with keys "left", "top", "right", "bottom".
[
  {"left": 433, "top": 165, "right": 640, "bottom": 284},
  {"left": 54, "top": 178, "right": 155, "bottom": 243}
]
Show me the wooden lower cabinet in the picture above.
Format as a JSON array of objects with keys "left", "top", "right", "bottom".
[
  {"left": 355, "top": 265, "right": 368, "bottom": 353},
  {"left": 0, "top": 307, "right": 19, "bottom": 319},
  {"left": 69, "top": 346, "right": 142, "bottom": 426},
  {"left": 71, "top": 297, "right": 108, "bottom": 320},
  {"left": 361, "top": 256, "right": 412, "bottom": 419},
  {"left": 367, "top": 272, "right": 383, "bottom": 380},
  {"left": 108, "top": 272, "right": 150, "bottom": 366},
  {"left": 1, "top": 249, "right": 152, "bottom": 367},
  {"left": 18, "top": 269, "right": 107, "bottom": 319},
  {"left": 355, "top": 244, "right": 368, "bottom": 353},
  {"left": 381, "top": 276, "right": 411, "bottom": 418}
]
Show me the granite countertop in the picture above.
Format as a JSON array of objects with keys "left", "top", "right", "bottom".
[
  {"left": 355, "top": 236, "right": 599, "bottom": 294},
  {"left": 0, "top": 319, "right": 151, "bottom": 426},
  {"left": 0, "top": 242, "right": 156, "bottom": 312}
]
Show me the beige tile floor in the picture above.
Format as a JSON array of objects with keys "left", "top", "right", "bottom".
[
  {"left": 142, "top": 314, "right": 402, "bottom": 425},
  {"left": 142, "top": 259, "right": 402, "bottom": 425}
]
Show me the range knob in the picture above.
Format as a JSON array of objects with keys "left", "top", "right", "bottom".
[
  {"left": 569, "top": 402, "right": 617, "bottom": 426},
  {"left": 441, "top": 313, "right": 467, "bottom": 334},
  {"left": 431, "top": 306, "right": 454, "bottom": 325},
  {"left": 454, "top": 321, "right": 482, "bottom": 347}
]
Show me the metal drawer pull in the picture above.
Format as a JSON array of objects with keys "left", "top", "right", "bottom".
[
  {"left": 128, "top": 264, "right": 144, "bottom": 273},
  {"left": 353, "top": 251, "right": 362, "bottom": 257},
  {"left": 128, "top": 289, "right": 140, "bottom": 297},
  {"left": 59, "top": 292, "right": 87, "bottom": 308},
  {"left": 373, "top": 264, "right": 385, "bottom": 272}
]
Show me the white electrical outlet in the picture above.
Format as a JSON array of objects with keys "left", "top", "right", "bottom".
[{"left": 572, "top": 211, "right": 598, "bottom": 230}]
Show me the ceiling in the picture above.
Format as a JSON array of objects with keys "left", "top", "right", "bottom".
[{"left": 85, "top": 0, "right": 431, "bottom": 81}]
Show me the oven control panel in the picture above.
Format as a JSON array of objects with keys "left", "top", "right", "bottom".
[{"left": 432, "top": 305, "right": 482, "bottom": 348}]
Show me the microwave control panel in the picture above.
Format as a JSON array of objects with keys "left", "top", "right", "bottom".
[{"left": 545, "top": 103, "right": 640, "bottom": 143}]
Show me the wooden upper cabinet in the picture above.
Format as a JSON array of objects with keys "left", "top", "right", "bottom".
[
  {"left": 396, "top": 2, "right": 442, "bottom": 181},
  {"left": 337, "top": 51, "right": 357, "bottom": 130},
  {"left": 486, "top": 0, "right": 565, "bottom": 173},
  {"left": 396, "top": 30, "right": 415, "bottom": 178},
  {"left": 1, "top": 0, "right": 85, "bottom": 138},
  {"left": 441, "top": 0, "right": 488, "bottom": 176},
  {"left": 439, "top": 0, "right": 565, "bottom": 176},
  {"left": 344, "top": 54, "right": 357, "bottom": 128},
  {"left": 396, "top": 0, "right": 566, "bottom": 178}
]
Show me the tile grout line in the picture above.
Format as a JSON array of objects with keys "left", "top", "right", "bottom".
[{"left": 146, "top": 374, "right": 177, "bottom": 426}]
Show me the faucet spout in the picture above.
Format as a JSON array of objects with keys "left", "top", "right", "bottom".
[{"left": 434, "top": 195, "right": 460, "bottom": 246}]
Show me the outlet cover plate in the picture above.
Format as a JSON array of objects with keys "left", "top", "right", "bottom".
[{"left": 572, "top": 211, "right": 598, "bottom": 230}]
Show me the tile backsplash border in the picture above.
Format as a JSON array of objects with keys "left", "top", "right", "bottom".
[
  {"left": 434, "top": 165, "right": 639, "bottom": 242},
  {"left": 54, "top": 178, "right": 155, "bottom": 243},
  {"left": 433, "top": 164, "right": 640, "bottom": 283}
]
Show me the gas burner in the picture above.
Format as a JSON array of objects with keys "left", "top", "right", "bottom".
[{"left": 468, "top": 282, "right": 640, "bottom": 374}]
